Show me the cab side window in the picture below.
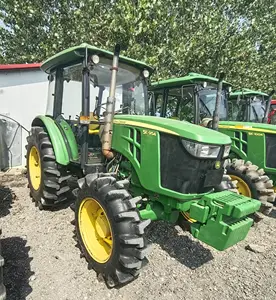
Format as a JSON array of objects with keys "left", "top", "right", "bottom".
[{"left": 166, "top": 87, "right": 194, "bottom": 122}]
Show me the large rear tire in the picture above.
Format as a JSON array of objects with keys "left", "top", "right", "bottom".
[
  {"left": 74, "top": 175, "right": 151, "bottom": 287},
  {"left": 26, "top": 126, "right": 71, "bottom": 209},
  {"left": 225, "top": 159, "right": 274, "bottom": 214}
]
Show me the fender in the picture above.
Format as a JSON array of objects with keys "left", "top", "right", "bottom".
[{"left": 31, "top": 116, "right": 78, "bottom": 165}]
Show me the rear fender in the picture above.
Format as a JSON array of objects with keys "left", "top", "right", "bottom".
[{"left": 31, "top": 116, "right": 77, "bottom": 165}]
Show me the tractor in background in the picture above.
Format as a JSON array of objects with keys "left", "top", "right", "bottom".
[
  {"left": 26, "top": 47, "right": 260, "bottom": 287},
  {"left": 149, "top": 74, "right": 275, "bottom": 214}
]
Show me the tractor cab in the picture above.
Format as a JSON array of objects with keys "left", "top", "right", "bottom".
[
  {"left": 149, "top": 72, "right": 231, "bottom": 125},
  {"left": 228, "top": 89, "right": 268, "bottom": 123},
  {"left": 42, "top": 43, "right": 152, "bottom": 172}
]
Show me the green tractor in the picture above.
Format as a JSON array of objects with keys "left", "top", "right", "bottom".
[
  {"left": 26, "top": 46, "right": 260, "bottom": 287},
  {"left": 150, "top": 73, "right": 275, "bottom": 213}
]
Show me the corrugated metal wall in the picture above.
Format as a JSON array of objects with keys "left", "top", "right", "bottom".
[{"left": 0, "top": 69, "right": 48, "bottom": 168}]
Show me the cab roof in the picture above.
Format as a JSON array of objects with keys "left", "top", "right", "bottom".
[
  {"left": 41, "top": 43, "right": 154, "bottom": 74},
  {"left": 230, "top": 88, "right": 268, "bottom": 98},
  {"left": 150, "top": 72, "right": 232, "bottom": 90}
]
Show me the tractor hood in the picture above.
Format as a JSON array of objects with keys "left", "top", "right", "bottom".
[
  {"left": 113, "top": 115, "right": 231, "bottom": 145},
  {"left": 219, "top": 121, "right": 276, "bottom": 134}
]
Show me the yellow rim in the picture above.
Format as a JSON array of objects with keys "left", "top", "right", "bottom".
[
  {"left": 78, "top": 197, "right": 113, "bottom": 263},
  {"left": 29, "top": 146, "right": 41, "bottom": 191},
  {"left": 230, "top": 175, "right": 252, "bottom": 197}
]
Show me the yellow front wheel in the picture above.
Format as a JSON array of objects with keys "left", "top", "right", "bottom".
[
  {"left": 74, "top": 175, "right": 151, "bottom": 287},
  {"left": 78, "top": 197, "right": 113, "bottom": 263}
]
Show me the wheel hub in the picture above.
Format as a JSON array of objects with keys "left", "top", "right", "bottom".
[
  {"left": 95, "top": 209, "right": 111, "bottom": 239},
  {"left": 78, "top": 198, "right": 113, "bottom": 263}
]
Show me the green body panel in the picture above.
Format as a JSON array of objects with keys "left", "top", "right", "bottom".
[
  {"left": 218, "top": 121, "right": 276, "bottom": 183},
  {"left": 230, "top": 88, "right": 268, "bottom": 98},
  {"left": 113, "top": 115, "right": 231, "bottom": 144},
  {"left": 190, "top": 191, "right": 261, "bottom": 250},
  {"left": 41, "top": 43, "right": 154, "bottom": 74},
  {"left": 112, "top": 115, "right": 231, "bottom": 200},
  {"left": 150, "top": 72, "right": 231, "bottom": 90},
  {"left": 32, "top": 116, "right": 78, "bottom": 165}
]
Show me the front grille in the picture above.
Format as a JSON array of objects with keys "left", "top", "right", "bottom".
[
  {"left": 266, "top": 134, "right": 276, "bottom": 168},
  {"left": 160, "top": 133, "right": 224, "bottom": 194}
]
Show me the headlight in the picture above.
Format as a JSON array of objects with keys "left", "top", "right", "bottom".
[
  {"left": 223, "top": 144, "right": 231, "bottom": 158},
  {"left": 181, "top": 140, "right": 220, "bottom": 158},
  {"left": 143, "top": 69, "right": 150, "bottom": 78},
  {"left": 91, "top": 54, "right": 100, "bottom": 64}
]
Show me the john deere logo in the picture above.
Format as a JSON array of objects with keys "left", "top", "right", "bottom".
[{"left": 215, "top": 161, "right": 221, "bottom": 169}]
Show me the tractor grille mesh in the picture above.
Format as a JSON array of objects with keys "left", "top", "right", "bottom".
[{"left": 159, "top": 133, "right": 223, "bottom": 194}]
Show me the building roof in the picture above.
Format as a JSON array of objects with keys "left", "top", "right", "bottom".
[
  {"left": 0, "top": 63, "right": 42, "bottom": 70},
  {"left": 150, "top": 72, "right": 232, "bottom": 90},
  {"left": 41, "top": 43, "right": 154, "bottom": 74}
]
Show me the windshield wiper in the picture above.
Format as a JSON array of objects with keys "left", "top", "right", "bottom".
[{"left": 199, "top": 98, "right": 212, "bottom": 117}]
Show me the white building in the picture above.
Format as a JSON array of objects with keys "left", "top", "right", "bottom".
[{"left": 0, "top": 64, "right": 48, "bottom": 169}]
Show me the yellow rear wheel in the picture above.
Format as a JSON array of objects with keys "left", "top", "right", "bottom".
[
  {"left": 28, "top": 146, "right": 41, "bottom": 191},
  {"left": 78, "top": 197, "right": 113, "bottom": 263},
  {"left": 229, "top": 175, "right": 252, "bottom": 197},
  {"left": 26, "top": 126, "right": 70, "bottom": 209}
]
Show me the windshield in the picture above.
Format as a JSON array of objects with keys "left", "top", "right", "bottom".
[
  {"left": 228, "top": 96, "right": 265, "bottom": 122},
  {"left": 198, "top": 87, "right": 227, "bottom": 121},
  {"left": 55, "top": 58, "right": 148, "bottom": 120}
]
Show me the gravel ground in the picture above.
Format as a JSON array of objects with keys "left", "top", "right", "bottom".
[{"left": 1, "top": 180, "right": 276, "bottom": 300}]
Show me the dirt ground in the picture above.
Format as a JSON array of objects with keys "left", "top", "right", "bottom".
[{"left": 1, "top": 177, "right": 276, "bottom": 300}]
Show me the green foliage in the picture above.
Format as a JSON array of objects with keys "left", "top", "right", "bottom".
[{"left": 0, "top": 0, "right": 275, "bottom": 92}]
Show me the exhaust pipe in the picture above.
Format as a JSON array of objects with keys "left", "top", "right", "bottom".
[
  {"left": 102, "top": 44, "right": 121, "bottom": 159},
  {"left": 263, "top": 89, "right": 275, "bottom": 123},
  {"left": 212, "top": 72, "right": 225, "bottom": 131}
]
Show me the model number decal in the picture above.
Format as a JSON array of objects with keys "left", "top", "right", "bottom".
[
  {"left": 248, "top": 132, "right": 264, "bottom": 136},
  {"left": 142, "top": 129, "right": 156, "bottom": 136}
]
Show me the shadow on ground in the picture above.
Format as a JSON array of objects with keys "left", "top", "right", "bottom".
[
  {"left": 2, "top": 237, "right": 34, "bottom": 300},
  {"left": 0, "top": 186, "right": 15, "bottom": 217},
  {"left": 146, "top": 221, "right": 213, "bottom": 269}
]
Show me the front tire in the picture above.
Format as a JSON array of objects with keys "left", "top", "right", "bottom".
[
  {"left": 26, "top": 126, "right": 71, "bottom": 209},
  {"left": 74, "top": 175, "right": 151, "bottom": 287},
  {"left": 225, "top": 159, "right": 274, "bottom": 214}
]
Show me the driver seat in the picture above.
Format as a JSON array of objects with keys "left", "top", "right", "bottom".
[{"left": 89, "top": 112, "right": 100, "bottom": 134}]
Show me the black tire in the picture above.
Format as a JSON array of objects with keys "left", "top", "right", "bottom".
[
  {"left": 26, "top": 126, "right": 71, "bottom": 209},
  {"left": 225, "top": 159, "right": 274, "bottom": 214},
  {"left": 74, "top": 174, "right": 151, "bottom": 287},
  {"left": 0, "top": 230, "right": 6, "bottom": 300}
]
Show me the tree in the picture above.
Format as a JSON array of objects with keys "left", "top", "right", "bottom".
[{"left": 0, "top": 0, "right": 275, "bottom": 92}]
